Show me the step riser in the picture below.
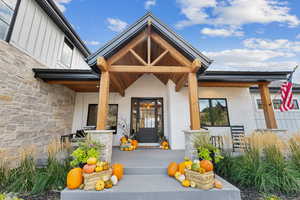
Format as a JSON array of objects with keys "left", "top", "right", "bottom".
[
  {"left": 124, "top": 167, "right": 166, "bottom": 175},
  {"left": 61, "top": 190, "right": 241, "bottom": 200}
]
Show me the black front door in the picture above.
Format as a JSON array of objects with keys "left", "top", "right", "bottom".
[{"left": 131, "top": 98, "right": 164, "bottom": 143}]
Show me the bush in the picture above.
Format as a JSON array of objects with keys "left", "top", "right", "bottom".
[{"left": 215, "top": 132, "right": 300, "bottom": 195}]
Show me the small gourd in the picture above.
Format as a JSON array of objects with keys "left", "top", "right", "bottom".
[
  {"left": 83, "top": 164, "right": 96, "bottom": 174},
  {"left": 190, "top": 181, "right": 196, "bottom": 188},
  {"left": 105, "top": 180, "right": 113, "bottom": 189},
  {"left": 87, "top": 157, "right": 97, "bottom": 165},
  {"left": 174, "top": 171, "right": 181, "bottom": 180},
  {"left": 95, "top": 180, "right": 105, "bottom": 191},
  {"left": 177, "top": 174, "right": 185, "bottom": 182},
  {"left": 181, "top": 179, "right": 190, "bottom": 187},
  {"left": 215, "top": 179, "right": 223, "bottom": 189},
  {"left": 111, "top": 175, "right": 118, "bottom": 185}
]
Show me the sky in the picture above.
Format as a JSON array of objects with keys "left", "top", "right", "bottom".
[{"left": 54, "top": 0, "right": 300, "bottom": 83}]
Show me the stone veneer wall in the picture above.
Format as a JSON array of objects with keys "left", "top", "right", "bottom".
[{"left": 0, "top": 41, "right": 75, "bottom": 166}]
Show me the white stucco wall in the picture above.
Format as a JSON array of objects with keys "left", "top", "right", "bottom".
[{"left": 72, "top": 75, "right": 257, "bottom": 149}]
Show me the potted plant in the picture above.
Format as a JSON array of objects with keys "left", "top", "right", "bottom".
[{"left": 70, "top": 139, "right": 103, "bottom": 168}]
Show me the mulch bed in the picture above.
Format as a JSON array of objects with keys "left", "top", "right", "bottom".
[
  {"left": 20, "top": 191, "right": 60, "bottom": 200},
  {"left": 240, "top": 188, "right": 300, "bottom": 200}
]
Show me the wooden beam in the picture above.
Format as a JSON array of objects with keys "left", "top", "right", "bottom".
[
  {"left": 198, "top": 81, "right": 262, "bottom": 87},
  {"left": 107, "top": 31, "right": 147, "bottom": 65},
  {"left": 97, "top": 57, "right": 109, "bottom": 72},
  {"left": 175, "top": 74, "right": 187, "bottom": 92},
  {"left": 109, "top": 65, "right": 191, "bottom": 73},
  {"left": 259, "top": 83, "right": 277, "bottom": 129},
  {"left": 147, "top": 20, "right": 151, "bottom": 65},
  {"left": 96, "top": 72, "right": 110, "bottom": 130},
  {"left": 151, "top": 32, "right": 191, "bottom": 66},
  {"left": 191, "top": 59, "right": 201, "bottom": 73},
  {"left": 129, "top": 49, "right": 147, "bottom": 66},
  {"left": 110, "top": 73, "right": 125, "bottom": 97},
  {"left": 151, "top": 50, "right": 168, "bottom": 66},
  {"left": 188, "top": 72, "right": 201, "bottom": 130}
]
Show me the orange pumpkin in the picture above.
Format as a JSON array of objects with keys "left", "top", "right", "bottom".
[
  {"left": 167, "top": 162, "right": 178, "bottom": 177},
  {"left": 200, "top": 160, "right": 214, "bottom": 172},
  {"left": 67, "top": 168, "right": 83, "bottom": 189},
  {"left": 112, "top": 163, "right": 124, "bottom": 180},
  {"left": 83, "top": 164, "right": 96, "bottom": 174},
  {"left": 131, "top": 140, "right": 138, "bottom": 148},
  {"left": 178, "top": 162, "right": 186, "bottom": 174}
]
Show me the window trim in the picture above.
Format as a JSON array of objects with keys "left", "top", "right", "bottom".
[
  {"left": 199, "top": 98, "right": 231, "bottom": 127},
  {"left": 60, "top": 37, "right": 74, "bottom": 68},
  {"left": 255, "top": 97, "right": 300, "bottom": 112},
  {"left": 86, "top": 104, "right": 119, "bottom": 134}
]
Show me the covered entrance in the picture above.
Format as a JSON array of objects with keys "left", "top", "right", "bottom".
[{"left": 131, "top": 98, "right": 164, "bottom": 143}]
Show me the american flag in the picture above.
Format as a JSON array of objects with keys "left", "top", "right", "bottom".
[{"left": 280, "top": 71, "right": 294, "bottom": 112}]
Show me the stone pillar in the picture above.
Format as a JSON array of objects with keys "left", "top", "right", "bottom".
[
  {"left": 183, "top": 129, "right": 209, "bottom": 160},
  {"left": 85, "top": 130, "right": 114, "bottom": 163}
]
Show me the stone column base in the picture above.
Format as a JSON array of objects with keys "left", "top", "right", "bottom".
[
  {"left": 85, "top": 130, "right": 114, "bottom": 163},
  {"left": 183, "top": 129, "right": 210, "bottom": 160}
]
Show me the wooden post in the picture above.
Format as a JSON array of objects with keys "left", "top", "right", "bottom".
[
  {"left": 96, "top": 71, "right": 110, "bottom": 130},
  {"left": 188, "top": 72, "right": 201, "bottom": 130},
  {"left": 259, "top": 83, "right": 277, "bottom": 129}
]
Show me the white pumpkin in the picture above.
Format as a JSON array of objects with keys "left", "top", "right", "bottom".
[
  {"left": 102, "top": 175, "right": 110, "bottom": 182},
  {"left": 111, "top": 175, "right": 118, "bottom": 185},
  {"left": 177, "top": 174, "right": 185, "bottom": 182},
  {"left": 193, "top": 160, "right": 200, "bottom": 164}
]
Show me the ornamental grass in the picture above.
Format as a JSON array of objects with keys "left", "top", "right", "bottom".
[{"left": 216, "top": 131, "right": 300, "bottom": 195}]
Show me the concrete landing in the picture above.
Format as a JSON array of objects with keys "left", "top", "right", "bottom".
[{"left": 61, "top": 149, "right": 241, "bottom": 200}]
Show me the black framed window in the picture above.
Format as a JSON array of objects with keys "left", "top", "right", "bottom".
[
  {"left": 257, "top": 99, "right": 299, "bottom": 110},
  {"left": 199, "top": 98, "right": 230, "bottom": 127},
  {"left": 61, "top": 38, "right": 74, "bottom": 67},
  {"left": 0, "top": 0, "right": 17, "bottom": 40},
  {"left": 87, "top": 104, "right": 118, "bottom": 134}
]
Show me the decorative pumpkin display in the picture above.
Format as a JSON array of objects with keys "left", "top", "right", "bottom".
[
  {"left": 95, "top": 180, "right": 105, "bottom": 191},
  {"left": 200, "top": 160, "right": 214, "bottom": 172},
  {"left": 215, "top": 180, "right": 223, "bottom": 189},
  {"left": 67, "top": 168, "right": 83, "bottom": 189},
  {"left": 161, "top": 140, "right": 169, "bottom": 150},
  {"left": 95, "top": 165, "right": 103, "bottom": 172},
  {"left": 167, "top": 162, "right": 178, "bottom": 177},
  {"left": 105, "top": 180, "right": 113, "bottom": 189},
  {"left": 83, "top": 164, "right": 96, "bottom": 174},
  {"left": 112, "top": 163, "right": 124, "bottom": 180},
  {"left": 181, "top": 180, "right": 191, "bottom": 187},
  {"left": 199, "top": 167, "right": 206, "bottom": 174},
  {"left": 120, "top": 136, "right": 128, "bottom": 144},
  {"left": 111, "top": 175, "right": 118, "bottom": 185},
  {"left": 184, "top": 157, "right": 193, "bottom": 169},
  {"left": 178, "top": 162, "right": 186, "bottom": 174},
  {"left": 87, "top": 157, "right": 97, "bottom": 165}
]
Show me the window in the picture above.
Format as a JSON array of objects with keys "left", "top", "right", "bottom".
[
  {"left": 199, "top": 98, "right": 230, "bottom": 127},
  {"left": 256, "top": 99, "right": 300, "bottom": 110},
  {"left": 87, "top": 104, "right": 118, "bottom": 134},
  {"left": 61, "top": 38, "right": 74, "bottom": 67},
  {"left": 0, "top": 0, "right": 17, "bottom": 40}
]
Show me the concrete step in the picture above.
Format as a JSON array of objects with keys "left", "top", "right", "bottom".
[
  {"left": 61, "top": 174, "right": 241, "bottom": 200},
  {"left": 124, "top": 166, "right": 166, "bottom": 175}
]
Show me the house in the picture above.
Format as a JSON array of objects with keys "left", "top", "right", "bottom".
[{"left": 0, "top": 0, "right": 297, "bottom": 162}]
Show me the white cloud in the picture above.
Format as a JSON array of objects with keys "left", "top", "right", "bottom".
[
  {"left": 201, "top": 27, "right": 243, "bottom": 37},
  {"left": 53, "top": 0, "right": 72, "bottom": 12},
  {"left": 243, "top": 38, "right": 300, "bottom": 52},
  {"left": 204, "top": 49, "right": 295, "bottom": 65},
  {"left": 107, "top": 18, "right": 128, "bottom": 32},
  {"left": 84, "top": 40, "right": 101, "bottom": 46},
  {"left": 145, "top": 0, "right": 156, "bottom": 9},
  {"left": 176, "top": 0, "right": 299, "bottom": 34}
]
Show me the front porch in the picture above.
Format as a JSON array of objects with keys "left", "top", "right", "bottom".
[{"left": 61, "top": 149, "right": 241, "bottom": 200}]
